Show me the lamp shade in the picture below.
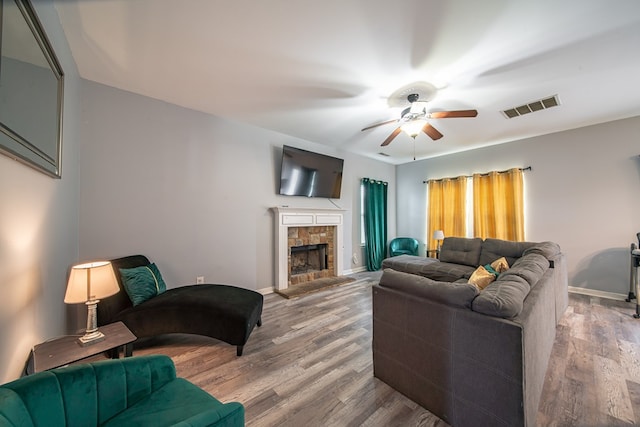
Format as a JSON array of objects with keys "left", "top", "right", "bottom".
[
  {"left": 433, "top": 230, "right": 445, "bottom": 240},
  {"left": 64, "top": 261, "right": 119, "bottom": 304}
]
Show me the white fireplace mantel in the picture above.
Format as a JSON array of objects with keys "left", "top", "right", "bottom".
[{"left": 271, "top": 207, "right": 345, "bottom": 290}]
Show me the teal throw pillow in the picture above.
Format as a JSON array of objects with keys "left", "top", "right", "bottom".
[
  {"left": 147, "top": 263, "right": 167, "bottom": 293},
  {"left": 119, "top": 263, "right": 167, "bottom": 306}
]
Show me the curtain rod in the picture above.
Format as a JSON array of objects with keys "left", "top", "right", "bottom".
[{"left": 422, "top": 166, "right": 531, "bottom": 184}]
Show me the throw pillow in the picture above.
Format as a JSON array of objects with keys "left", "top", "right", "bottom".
[
  {"left": 147, "top": 263, "right": 167, "bottom": 293},
  {"left": 119, "top": 264, "right": 167, "bottom": 306},
  {"left": 491, "top": 256, "right": 510, "bottom": 273},
  {"left": 468, "top": 265, "right": 496, "bottom": 290}
]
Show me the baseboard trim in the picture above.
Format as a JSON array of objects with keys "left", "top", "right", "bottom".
[
  {"left": 344, "top": 266, "right": 367, "bottom": 275},
  {"left": 257, "top": 287, "right": 274, "bottom": 295},
  {"left": 568, "top": 286, "right": 628, "bottom": 301}
]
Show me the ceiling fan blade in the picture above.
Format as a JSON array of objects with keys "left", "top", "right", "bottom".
[
  {"left": 429, "top": 109, "right": 478, "bottom": 119},
  {"left": 381, "top": 128, "right": 402, "bottom": 146},
  {"left": 422, "top": 123, "right": 443, "bottom": 141},
  {"left": 362, "top": 118, "right": 399, "bottom": 131}
]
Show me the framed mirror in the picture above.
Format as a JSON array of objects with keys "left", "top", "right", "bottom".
[{"left": 0, "top": 0, "right": 64, "bottom": 178}]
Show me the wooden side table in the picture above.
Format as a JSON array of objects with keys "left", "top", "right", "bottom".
[
  {"left": 426, "top": 249, "right": 440, "bottom": 259},
  {"left": 32, "top": 321, "right": 136, "bottom": 373}
]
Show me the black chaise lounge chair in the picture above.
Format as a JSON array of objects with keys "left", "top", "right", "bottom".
[{"left": 98, "top": 255, "right": 263, "bottom": 356}]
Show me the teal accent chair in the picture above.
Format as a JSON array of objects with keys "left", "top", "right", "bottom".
[
  {"left": 389, "top": 237, "right": 420, "bottom": 257},
  {"left": 0, "top": 355, "right": 244, "bottom": 427}
]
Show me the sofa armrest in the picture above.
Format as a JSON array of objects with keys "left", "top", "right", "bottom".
[
  {"left": 0, "top": 371, "right": 68, "bottom": 426},
  {"left": 0, "top": 386, "right": 48, "bottom": 426}
]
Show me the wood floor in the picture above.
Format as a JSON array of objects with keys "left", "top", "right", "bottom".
[
  {"left": 128, "top": 275, "right": 640, "bottom": 426},
  {"left": 538, "top": 293, "right": 640, "bottom": 427}
]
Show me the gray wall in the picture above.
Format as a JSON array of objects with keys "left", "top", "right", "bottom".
[
  {"left": 397, "top": 115, "right": 640, "bottom": 296},
  {"left": 0, "top": 3, "right": 81, "bottom": 382},
  {"left": 78, "top": 80, "right": 395, "bottom": 292}
]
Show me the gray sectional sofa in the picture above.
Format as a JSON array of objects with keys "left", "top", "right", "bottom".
[{"left": 373, "top": 237, "right": 568, "bottom": 427}]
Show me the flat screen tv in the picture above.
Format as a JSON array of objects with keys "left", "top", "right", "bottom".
[{"left": 278, "top": 145, "right": 344, "bottom": 198}]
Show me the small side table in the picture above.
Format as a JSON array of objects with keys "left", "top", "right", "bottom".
[
  {"left": 32, "top": 321, "right": 136, "bottom": 373},
  {"left": 426, "top": 249, "right": 440, "bottom": 259}
]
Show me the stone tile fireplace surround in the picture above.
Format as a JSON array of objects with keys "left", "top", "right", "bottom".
[{"left": 271, "top": 207, "right": 344, "bottom": 291}]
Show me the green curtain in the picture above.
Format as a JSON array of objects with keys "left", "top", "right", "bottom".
[{"left": 362, "top": 178, "right": 388, "bottom": 271}]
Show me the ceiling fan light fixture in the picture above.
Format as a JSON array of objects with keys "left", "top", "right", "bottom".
[
  {"left": 401, "top": 119, "right": 427, "bottom": 139},
  {"left": 363, "top": 87, "right": 477, "bottom": 145}
]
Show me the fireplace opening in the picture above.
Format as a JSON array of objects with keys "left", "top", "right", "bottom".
[{"left": 290, "top": 244, "right": 328, "bottom": 275}]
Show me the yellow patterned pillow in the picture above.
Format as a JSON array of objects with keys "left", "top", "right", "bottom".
[
  {"left": 491, "top": 257, "right": 510, "bottom": 273},
  {"left": 468, "top": 266, "right": 496, "bottom": 290}
]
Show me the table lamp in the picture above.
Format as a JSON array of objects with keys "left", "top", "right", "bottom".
[
  {"left": 433, "top": 230, "right": 445, "bottom": 251},
  {"left": 64, "top": 261, "right": 119, "bottom": 346}
]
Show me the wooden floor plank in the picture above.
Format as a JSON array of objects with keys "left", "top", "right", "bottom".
[
  {"left": 619, "top": 339, "right": 640, "bottom": 383},
  {"left": 594, "top": 354, "right": 635, "bottom": 425},
  {"left": 626, "top": 379, "right": 640, "bottom": 423}
]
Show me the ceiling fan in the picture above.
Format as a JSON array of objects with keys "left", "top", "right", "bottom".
[{"left": 362, "top": 93, "right": 478, "bottom": 146}]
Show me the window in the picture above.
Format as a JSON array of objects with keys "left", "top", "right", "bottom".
[
  {"left": 472, "top": 169, "right": 524, "bottom": 241},
  {"left": 426, "top": 176, "right": 467, "bottom": 250},
  {"left": 427, "top": 168, "right": 525, "bottom": 247}
]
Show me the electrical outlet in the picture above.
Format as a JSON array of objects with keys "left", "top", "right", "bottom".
[{"left": 196, "top": 276, "right": 205, "bottom": 284}]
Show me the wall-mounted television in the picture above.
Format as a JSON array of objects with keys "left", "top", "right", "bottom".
[{"left": 278, "top": 145, "right": 344, "bottom": 199}]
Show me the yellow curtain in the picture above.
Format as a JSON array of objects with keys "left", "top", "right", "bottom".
[
  {"left": 427, "top": 176, "right": 467, "bottom": 250},
  {"left": 473, "top": 168, "right": 524, "bottom": 241}
]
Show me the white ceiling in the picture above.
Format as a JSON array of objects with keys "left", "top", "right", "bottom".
[{"left": 54, "top": 0, "right": 640, "bottom": 164}]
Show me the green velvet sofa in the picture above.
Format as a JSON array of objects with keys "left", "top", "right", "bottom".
[{"left": 0, "top": 355, "right": 244, "bottom": 427}]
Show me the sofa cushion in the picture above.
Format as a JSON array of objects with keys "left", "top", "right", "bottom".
[
  {"left": 382, "top": 255, "right": 477, "bottom": 282},
  {"left": 101, "top": 378, "right": 244, "bottom": 427},
  {"left": 418, "top": 262, "right": 477, "bottom": 282},
  {"left": 381, "top": 255, "right": 474, "bottom": 281},
  {"left": 119, "top": 264, "right": 167, "bottom": 306},
  {"left": 471, "top": 276, "right": 529, "bottom": 319},
  {"left": 499, "top": 253, "right": 549, "bottom": 289},
  {"left": 471, "top": 253, "right": 550, "bottom": 318},
  {"left": 478, "top": 238, "right": 536, "bottom": 267},
  {"left": 438, "top": 237, "right": 483, "bottom": 267},
  {"left": 380, "top": 269, "right": 479, "bottom": 309},
  {"left": 381, "top": 255, "right": 439, "bottom": 276}
]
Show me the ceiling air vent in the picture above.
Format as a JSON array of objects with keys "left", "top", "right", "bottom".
[{"left": 502, "top": 95, "right": 560, "bottom": 119}]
